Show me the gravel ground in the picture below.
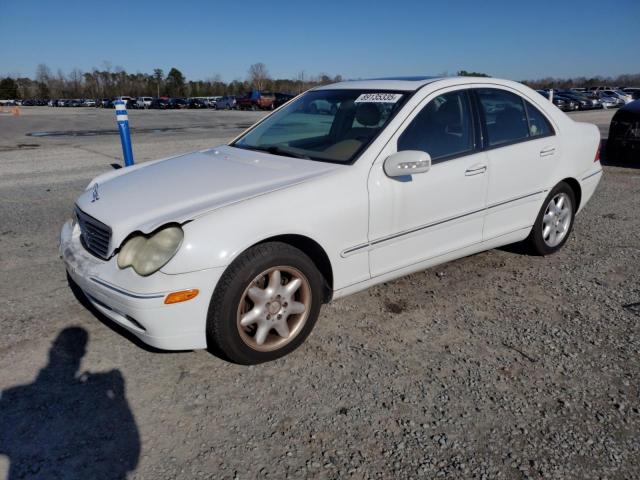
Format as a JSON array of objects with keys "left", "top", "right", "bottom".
[{"left": 0, "top": 107, "right": 638, "bottom": 479}]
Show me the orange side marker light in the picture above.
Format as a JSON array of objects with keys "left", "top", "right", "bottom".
[{"left": 164, "top": 289, "right": 199, "bottom": 304}]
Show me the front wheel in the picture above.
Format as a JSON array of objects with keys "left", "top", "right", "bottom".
[
  {"left": 525, "top": 182, "right": 576, "bottom": 255},
  {"left": 206, "top": 242, "right": 324, "bottom": 364}
]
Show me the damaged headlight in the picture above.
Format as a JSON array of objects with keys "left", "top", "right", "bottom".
[{"left": 117, "top": 225, "right": 183, "bottom": 276}]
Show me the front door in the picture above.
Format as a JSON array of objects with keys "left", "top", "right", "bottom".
[{"left": 367, "top": 88, "right": 489, "bottom": 278}]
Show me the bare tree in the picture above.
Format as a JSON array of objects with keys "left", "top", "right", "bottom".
[
  {"left": 69, "top": 69, "right": 83, "bottom": 97},
  {"left": 248, "top": 63, "right": 270, "bottom": 91},
  {"left": 35, "top": 64, "right": 52, "bottom": 85}
]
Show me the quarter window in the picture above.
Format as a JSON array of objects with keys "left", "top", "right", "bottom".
[
  {"left": 525, "top": 100, "right": 553, "bottom": 137},
  {"left": 398, "top": 90, "right": 474, "bottom": 163}
]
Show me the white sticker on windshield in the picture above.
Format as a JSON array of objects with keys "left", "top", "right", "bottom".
[{"left": 354, "top": 93, "right": 403, "bottom": 103}]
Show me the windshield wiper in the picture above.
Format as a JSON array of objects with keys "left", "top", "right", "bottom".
[{"left": 263, "top": 145, "right": 311, "bottom": 160}]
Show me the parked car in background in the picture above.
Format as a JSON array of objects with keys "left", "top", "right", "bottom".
[
  {"left": 188, "top": 98, "right": 208, "bottom": 109},
  {"left": 536, "top": 90, "right": 575, "bottom": 112},
  {"left": 215, "top": 95, "right": 237, "bottom": 110},
  {"left": 113, "top": 96, "right": 136, "bottom": 108},
  {"left": 556, "top": 91, "right": 601, "bottom": 110},
  {"left": 61, "top": 76, "right": 602, "bottom": 364},
  {"left": 149, "top": 98, "right": 170, "bottom": 109},
  {"left": 274, "top": 92, "right": 295, "bottom": 108},
  {"left": 136, "top": 97, "right": 153, "bottom": 109},
  {"left": 204, "top": 96, "right": 222, "bottom": 108},
  {"left": 622, "top": 88, "right": 640, "bottom": 100},
  {"left": 599, "top": 89, "right": 633, "bottom": 105},
  {"left": 83, "top": 99, "right": 96, "bottom": 107},
  {"left": 596, "top": 91, "right": 624, "bottom": 109},
  {"left": 607, "top": 100, "right": 640, "bottom": 163},
  {"left": 237, "top": 91, "right": 276, "bottom": 110},
  {"left": 167, "top": 98, "right": 189, "bottom": 109}
]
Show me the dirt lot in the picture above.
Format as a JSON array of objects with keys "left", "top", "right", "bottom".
[{"left": 0, "top": 107, "right": 638, "bottom": 479}]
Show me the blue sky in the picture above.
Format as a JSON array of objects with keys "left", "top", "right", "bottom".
[{"left": 1, "top": 0, "right": 638, "bottom": 81}]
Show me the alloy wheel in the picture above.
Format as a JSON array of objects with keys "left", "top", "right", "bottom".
[
  {"left": 542, "top": 192, "right": 573, "bottom": 247},
  {"left": 236, "top": 266, "right": 311, "bottom": 352}
]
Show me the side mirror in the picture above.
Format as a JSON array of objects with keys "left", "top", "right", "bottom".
[{"left": 383, "top": 150, "right": 431, "bottom": 177}]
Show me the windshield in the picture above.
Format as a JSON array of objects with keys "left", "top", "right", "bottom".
[{"left": 232, "top": 89, "right": 407, "bottom": 164}]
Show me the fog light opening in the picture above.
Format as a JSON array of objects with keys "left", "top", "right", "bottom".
[{"left": 164, "top": 289, "right": 199, "bottom": 305}]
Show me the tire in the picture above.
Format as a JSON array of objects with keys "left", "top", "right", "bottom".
[
  {"left": 525, "top": 182, "right": 576, "bottom": 255},
  {"left": 206, "top": 241, "right": 324, "bottom": 364}
]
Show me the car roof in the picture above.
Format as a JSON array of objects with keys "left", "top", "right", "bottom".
[
  {"left": 314, "top": 76, "right": 443, "bottom": 91},
  {"left": 314, "top": 76, "right": 521, "bottom": 92}
]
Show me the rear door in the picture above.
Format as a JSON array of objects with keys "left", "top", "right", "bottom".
[{"left": 474, "top": 88, "right": 559, "bottom": 240}]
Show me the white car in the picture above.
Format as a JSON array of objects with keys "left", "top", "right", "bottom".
[
  {"left": 136, "top": 97, "right": 153, "bottom": 109},
  {"left": 60, "top": 76, "right": 603, "bottom": 364},
  {"left": 600, "top": 89, "right": 633, "bottom": 104}
]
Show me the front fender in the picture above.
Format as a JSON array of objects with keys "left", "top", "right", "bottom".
[
  {"left": 161, "top": 196, "right": 324, "bottom": 275},
  {"left": 159, "top": 165, "right": 371, "bottom": 292}
]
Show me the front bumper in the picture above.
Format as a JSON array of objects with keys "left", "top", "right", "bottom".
[{"left": 60, "top": 219, "right": 225, "bottom": 350}]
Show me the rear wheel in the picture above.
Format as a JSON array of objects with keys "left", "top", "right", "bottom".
[
  {"left": 526, "top": 182, "right": 576, "bottom": 255},
  {"left": 206, "top": 242, "right": 323, "bottom": 364}
]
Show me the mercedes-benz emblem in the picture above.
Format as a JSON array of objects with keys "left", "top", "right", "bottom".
[{"left": 91, "top": 183, "right": 100, "bottom": 202}]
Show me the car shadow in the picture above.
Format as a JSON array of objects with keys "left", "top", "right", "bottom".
[
  {"left": 67, "top": 274, "right": 182, "bottom": 354},
  {"left": 0, "top": 327, "right": 140, "bottom": 479},
  {"left": 497, "top": 241, "right": 532, "bottom": 256}
]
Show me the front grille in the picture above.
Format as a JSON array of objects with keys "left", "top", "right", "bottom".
[{"left": 75, "top": 207, "right": 112, "bottom": 259}]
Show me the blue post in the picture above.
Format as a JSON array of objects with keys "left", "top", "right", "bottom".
[{"left": 115, "top": 101, "right": 135, "bottom": 167}]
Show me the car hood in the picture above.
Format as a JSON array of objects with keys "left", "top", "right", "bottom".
[{"left": 76, "top": 145, "right": 342, "bottom": 253}]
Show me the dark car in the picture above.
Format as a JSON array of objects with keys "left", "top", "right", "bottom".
[
  {"left": 536, "top": 90, "right": 576, "bottom": 112},
  {"left": 187, "top": 98, "right": 208, "bottom": 109},
  {"left": 607, "top": 100, "right": 640, "bottom": 163},
  {"left": 167, "top": 98, "right": 189, "bottom": 109},
  {"left": 149, "top": 98, "right": 170, "bottom": 109},
  {"left": 274, "top": 92, "right": 295, "bottom": 108},
  {"left": 556, "top": 91, "right": 601, "bottom": 110}
]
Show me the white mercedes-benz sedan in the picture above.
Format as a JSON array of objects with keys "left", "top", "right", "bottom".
[{"left": 60, "top": 76, "right": 603, "bottom": 364}]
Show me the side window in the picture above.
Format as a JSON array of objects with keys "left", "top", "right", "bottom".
[
  {"left": 477, "top": 89, "right": 529, "bottom": 147},
  {"left": 398, "top": 90, "right": 474, "bottom": 163},
  {"left": 525, "top": 100, "right": 553, "bottom": 137}
]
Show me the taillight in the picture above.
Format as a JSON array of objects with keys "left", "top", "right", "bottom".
[{"left": 594, "top": 142, "right": 601, "bottom": 162}]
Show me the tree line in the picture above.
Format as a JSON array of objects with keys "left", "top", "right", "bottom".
[
  {"left": 1, "top": 63, "right": 638, "bottom": 100},
  {"left": 0, "top": 63, "right": 343, "bottom": 100},
  {"left": 521, "top": 73, "right": 640, "bottom": 90}
]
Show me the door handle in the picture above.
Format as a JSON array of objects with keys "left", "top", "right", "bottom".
[
  {"left": 539, "top": 147, "right": 556, "bottom": 157},
  {"left": 465, "top": 163, "right": 487, "bottom": 176}
]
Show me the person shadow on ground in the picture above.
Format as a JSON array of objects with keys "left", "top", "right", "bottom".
[{"left": 0, "top": 327, "right": 140, "bottom": 479}]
